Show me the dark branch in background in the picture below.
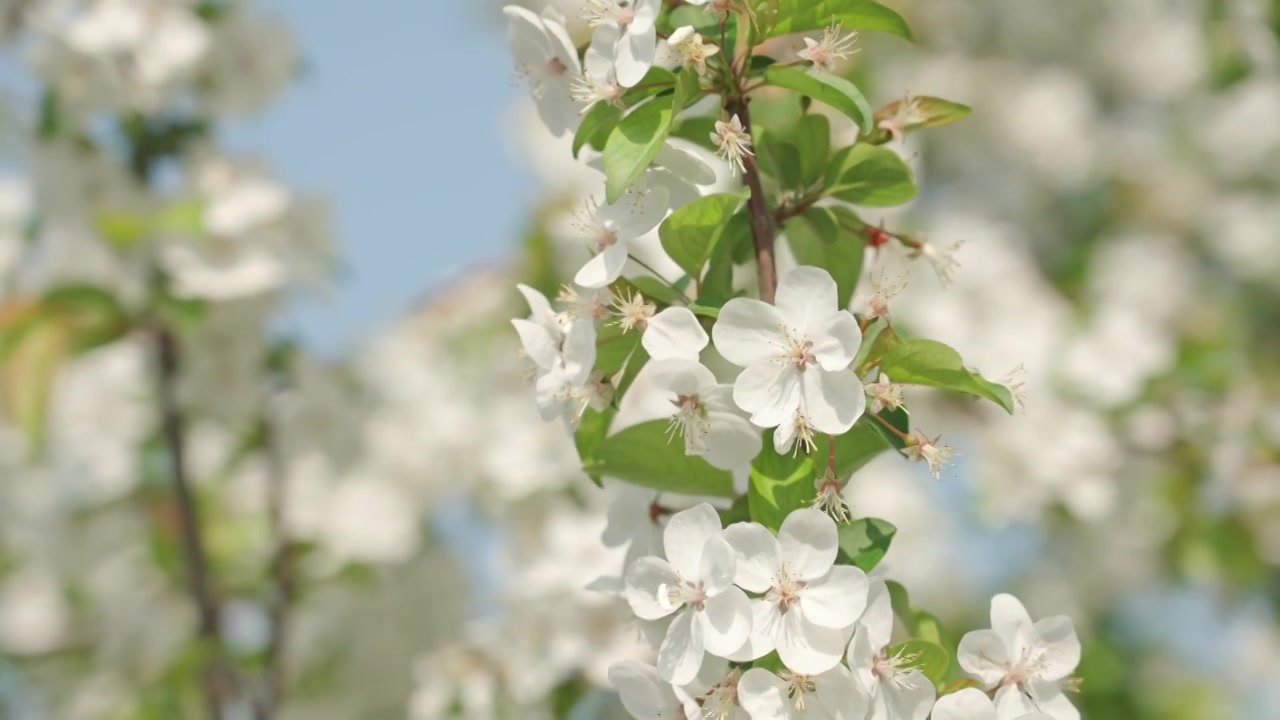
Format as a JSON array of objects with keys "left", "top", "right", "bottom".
[
  {"left": 724, "top": 97, "right": 778, "bottom": 304},
  {"left": 153, "top": 324, "right": 234, "bottom": 720},
  {"left": 258, "top": 400, "right": 297, "bottom": 720}
]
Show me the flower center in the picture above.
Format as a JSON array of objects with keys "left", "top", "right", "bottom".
[
  {"left": 781, "top": 671, "right": 816, "bottom": 711},
  {"left": 697, "top": 670, "right": 740, "bottom": 720},
  {"left": 873, "top": 648, "right": 921, "bottom": 689},
  {"left": 546, "top": 56, "right": 567, "bottom": 76},
  {"left": 776, "top": 326, "right": 816, "bottom": 370},
  {"left": 766, "top": 566, "right": 806, "bottom": 612},
  {"left": 667, "top": 394, "right": 710, "bottom": 453},
  {"left": 662, "top": 575, "right": 708, "bottom": 610}
]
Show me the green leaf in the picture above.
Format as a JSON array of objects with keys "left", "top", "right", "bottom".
[
  {"left": 885, "top": 580, "right": 915, "bottom": 632},
  {"left": 604, "top": 96, "right": 676, "bottom": 204},
  {"left": 620, "top": 66, "right": 677, "bottom": 106},
  {"left": 913, "top": 610, "right": 945, "bottom": 646},
  {"left": 795, "top": 114, "right": 831, "bottom": 188},
  {"left": 595, "top": 324, "right": 642, "bottom": 377},
  {"left": 584, "top": 421, "right": 737, "bottom": 497},
  {"left": 658, "top": 193, "right": 743, "bottom": 278},
  {"left": 0, "top": 317, "right": 67, "bottom": 453},
  {"left": 688, "top": 296, "right": 729, "bottom": 318},
  {"left": 756, "top": 133, "right": 804, "bottom": 190},
  {"left": 784, "top": 207, "right": 865, "bottom": 306},
  {"left": 670, "top": 116, "right": 720, "bottom": 152},
  {"left": 618, "top": 276, "right": 685, "bottom": 307},
  {"left": 867, "top": 405, "right": 910, "bottom": 450},
  {"left": 762, "top": 66, "right": 873, "bottom": 134},
  {"left": 748, "top": 438, "right": 816, "bottom": 532},
  {"left": 718, "top": 493, "right": 752, "bottom": 526},
  {"left": 702, "top": 211, "right": 752, "bottom": 298},
  {"left": 667, "top": 5, "right": 738, "bottom": 49},
  {"left": 575, "top": 408, "right": 615, "bottom": 486},
  {"left": 888, "top": 639, "right": 950, "bottom": 686},
  {"left": 745, "top": 0, "right": 781, "bottom": 43},
  {"left": 614, "top": 343, "right": 650, "bottom": 400},
  {"left": 826, "top": 144, "right": 918, "bottom": 207},
  {"left": 772, "top": 0, "right": 913, "bottom": 41},
  {"left": 879, "top": 337, "right": 1016, "bottom": 413},
  {"left": 835, "top": 517, "right": 896, "bottom": 571},
  {"left": 41, "top": 285, "right": 130, "bottom": 353},
  {"left": 574, "top": 101, "right": 623, "bottom": 158}
]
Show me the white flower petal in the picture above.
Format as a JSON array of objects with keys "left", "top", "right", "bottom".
[
  {"left": 511, "top": 318, "right": 559, "bottom": 370},
  {"left": 800, "top": 565, "right": 869, "bottom": 629},
  {"left": 585, "top": 21, "right": 621, "bottom": 81},
  {"left": 1022, "top": 680, "right": 1079, "bottom": 720},
  {"left": 574, "top": 240, "right": 630, "bottom": 288},
  {"left": 801, "top": 368, "right": 863, "bottom": 435},
  {"left": 859, "top": 580, "right": 895, "bottom": 652},
  {"left": 698, "top": 535, "right": 737, "bottom": 595},
  {"left": 734, "top": 363, "right": 801, "bottom": 428},
  {"left": 775, "top": 266, "right": 840, "bottom": 338},
  {"left": 603, "top": 185, "right": 670, "bottom": 238},
  {"left": 726, "top": 600, "right": 781, "bottom": 662},
  {"left": 515, "top": 282, "right": 555, "bottom": 321},
  {"left": 608, "top": 661, "right": 678, "bottom": 720},
  {"left": 663, "top": 503, "right": 725, "bottom": 579},
  {"left": 658, "top": 609, "right": 705, "bottom": 685},
  {"left": 623, "top": 556, "right": 681, "bottom": 620},
  {"left": 701, "top": 409, "right": 763, "bottom": 470},
  {"left": 990, "top": 593, "right": 1035, "bottom": 651},
  {"left": 644, "top": 307, "right": 709, "bottom": 361},
  {"left": 722, "top": 521, "right": 781, "bottom": 593},
  {"left": 561, "top": 317, "right": 598, "bottom": 384},
  {"left": 880, "top": 672, "right": 935, "bottom": 720},
  {"left": 1032, "top": 615, "right": 1082, "bottom": 682},
  {"left": 930, "top": 688, "right": 997, "bottom": 720},
  {"left": 777, "top": 606, "right": 847, "bottom": 675},
  {"left": 815, "top": 665, "right": 869, "bottom": 720},
  {"left": 779, "top": 508, "right": 839, "bottom": 581},
  {"left": 809, "top": 309, "right": 862, "bottom": 371},
  {"left": 697, "top": 585, "right": 752, "bottom": 656},
  {"left": 956, "top": 629, "right": 1011, "bottom": 686},
  {"left": 713, "top": 298, "right": 787, "bottom": 366},
  {"left": 616, "top": 23, "right": 657, "bottom": 87},
  {"left": 736, "top": 668, "right": 793, "bottom": 720}
]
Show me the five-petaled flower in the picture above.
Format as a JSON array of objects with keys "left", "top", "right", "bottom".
[
  {"left": 713, "top": 266, "right": 866, "bottom": 454},
  {"left": 712, "top": 114, "right": 755, "bottom": 176}
]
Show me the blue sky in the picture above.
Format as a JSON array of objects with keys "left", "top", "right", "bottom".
[{"left": 224, "top": 0, "right": 531, "bottom": 352}]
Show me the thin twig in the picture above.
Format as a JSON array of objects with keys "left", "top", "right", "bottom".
[{"left": 725, "top": 97, "right": 777, "bottom": 303}]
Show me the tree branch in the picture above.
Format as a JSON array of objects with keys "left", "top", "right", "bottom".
[
  {"left": 153, "top": 324, "right": 234, "bottom": 720},
  {"left": 724, "top": 97, "right": 778, "bottom": 303},
  {"left": 258, "top": 406, "right": 296, "bottom": 719}
]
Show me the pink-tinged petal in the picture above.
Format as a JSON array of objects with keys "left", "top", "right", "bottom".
[
  {"left": 815, "top": 664, "right": 870, "bottom": 720},
  {"left": 701, "top": 410, "right": 763, "bottom": 470},
  {"left": 722, "top": 521, "right": 781, "bottom": 593},
  {"left": 608, "top": 661, "right": 679, "bottom": 720},
  {"left": 956, "top": 629, "right": 1011, "bottom": 687},
  {"left": 929, "top": 688, "right": 997, "bottom": 720},
  {"left": 778, "top": 507, "right": 839, "bottom": 581},
  {"left": 777, "top": 607, "right": 847, "bottom": 675},
  {"left": 859, "top": 580, "right": 894, "bottom": 651},
  {"left": 575, "top": 240, "right": 630, "bottom": 288},
  {"left": 809, "top": 310, "right": 862, "bottom": 371},
  {"left": 800, "top": 565, "right": 869, "bottom": 629},
  {"left": 881, "top": 672, "right": 935, "bottom": 720},
  {"left": 511, "top": 319, "right": 559, "bottom": 370},
  {"left": 734, "top": 362, "right": 801, "bottom": 428},
  {"left": 616, "top": 24, "right": 657, "bottom": 87},
  {"left": 1032, "top": 616, "right": 1081, "bottom": 682},
  {"left": 776, "top": 266, "right": 840, "bottom": 336},
  {"left": 543, "top": 16, "right": 582, "bottom": 75},
  {"left": 725, "top": 600, "right": 781, "bottom": 662},
  {"left": 657, "top": 609, "right": 705, "bottom": 685},
  {"left": 736, "top": 668, "right": 792, "bottom": 720},
  {"left": 990, "top": 594, "right": 1035, "bottom": 652},
  {"left": 663, "top": 503, "right": 725, "bottom": 579},
  {"left": 697, "top": 585, "right": 752, "bottom": 656},
  {"left": 713, "top": 298, "right": 787, "bottom": 366},
  {"left": 623, "top": 556, "right": 680, "bottom": 620},
  {"left": 801, "top": 368, "right": 863, "bottom": 435},
  {"left": 644, "top": 308, "right": 709, "bottom": 361},
  {"left": 698, "top": 535, "right": 736, "bottom": 595}
]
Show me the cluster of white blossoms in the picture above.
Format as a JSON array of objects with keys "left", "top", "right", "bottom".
[{"left": 605, "top": 503, "right": 1080, "bottom": 720}]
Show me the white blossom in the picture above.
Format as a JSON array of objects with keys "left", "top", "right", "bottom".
[
  {"left": 504, "top": 5, "right": 582, "bottom": 136},
  {"left": 583, "top": 0, "right": 660, "bottom": 87},
  {"left": 930, "top": 687, "right": 1053, "bottom": 720},
  {"left": 713, "top": 266, "right": 866, "bottom": 454},
  {"left": 711, "top": 114, "right": 754, "bottom": 176},
  {"left": 622, "top": 503, "right": 752, "bottom": 684},
  {"left": 957, "top": 594, "right": 1081, "bottom": 720},
  {"left": 848, "top": 580, "right": 936, "bottom": 720},
  {"left": 723, "top": 509, "right": 869, "bottom": 673},
  {"left": 737, "top": 665, "right": 867, "bottom": 720},
  {"left": 798, "top": 22, "right": 859, "bottom": 73},
  {"left": 572, "top": 187, "right": 670, "bottom": 288},
  {"left": 511, "top": 283, "right": 599, "bottom": 426}
]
